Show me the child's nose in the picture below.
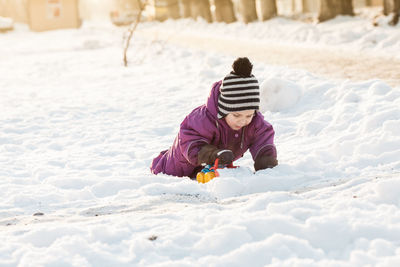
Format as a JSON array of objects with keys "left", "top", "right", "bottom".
[{"left": 242, "top": 118, "right": 251, "bottom": 125}]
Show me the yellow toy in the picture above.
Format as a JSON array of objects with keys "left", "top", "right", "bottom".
[{"left": 196, "top": 165, "right": 217, "bottom": 183}]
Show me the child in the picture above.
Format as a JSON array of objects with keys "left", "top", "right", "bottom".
[{"left": 151, "top": 57, "right": 278, "bottom": 178}]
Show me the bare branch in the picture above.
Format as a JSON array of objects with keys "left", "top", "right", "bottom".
[{"left": 123, "top": 0, "right": 148, "bottom": 67}]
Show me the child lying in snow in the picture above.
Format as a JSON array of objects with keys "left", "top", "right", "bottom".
[{"left": 151, "top": 57, "right": 278, "bottom": 178}]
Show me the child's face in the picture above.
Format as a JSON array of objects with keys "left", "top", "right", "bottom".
[{"left": 225, "top": 110, "right": 255, "bottom": 131}]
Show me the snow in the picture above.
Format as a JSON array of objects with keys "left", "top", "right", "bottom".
[
  {"left": 1, "top": 16, "right": 400, "bottom": 266},
  {"left": 259, "top": 78, "right": 302, "bottom": 112},
  {"left": 138, "top": 15, "right": 400, "bottom": 60},
  {"left": 0, "top": 16, "right": 13, "bottom": 31}
]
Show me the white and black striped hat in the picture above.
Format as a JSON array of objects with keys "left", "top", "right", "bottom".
[{"left": 217, "top": 71, "right": 260, "bottom": 119}]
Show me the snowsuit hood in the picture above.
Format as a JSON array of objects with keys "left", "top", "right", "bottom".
[{"left": 205, "top": 81, "right": 221, "bottom": 118}]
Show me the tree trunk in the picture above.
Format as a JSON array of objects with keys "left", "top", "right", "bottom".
[
  {"left": 396, "top": 0, "right": 400, "bottom": 14},
  {"left": 391, "top": 0, "right": 399, "bottom": 25},
  {"left": 301, "top": 0, "right": 313, "bottom": 12},
  {"left": 384, "top": 0, "right": 400, "bottom": 14},
  {"left": 338, "top": 0, "right": 354, "bottom": 16},
  {"left": 214, "top": 0, "right": 236, "bottom": 23},
  {"left": 238, "top": 0, "right": 258, "bottom": 23},
  {"left": 383, "top": 0, "right": 392, "bottom": 15},
  {"left": 318, "top": 0, "right": 354, "bottom": 22},
  {"left": 292, "top": 0, "right": 303, "bottom": 13},
  {"left": 259, "top": 0, "right": 277, "bottom": 20},
  {"left": 154, "top": 0, "right": 180, "bottom": 20},
  {"left": 191, "top": 0, "right": 212, "bottom": 22},
  {"left": 180, "top": 0, "right": 192, "bottom": 18},
  {"left": 318, "top": 0, "right": 336, "bottom": 21},
  {"left": 166, "top": 0, "right": 180, "bottom": 19}
]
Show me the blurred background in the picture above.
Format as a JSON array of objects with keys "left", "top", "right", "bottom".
[{"left": 1, "top": 0, "right": 398, "bottom": 32}]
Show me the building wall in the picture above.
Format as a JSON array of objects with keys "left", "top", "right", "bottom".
[
  {"left": 79, "top": 0, "right": 140, "bottom": 21},
  {"left": 28, "top": 0, "right": 80, "bottom": 31},
  {"left": 0, "top": 0, "right": 29, "bottom": 22}
]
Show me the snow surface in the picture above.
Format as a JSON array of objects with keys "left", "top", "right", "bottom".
[
  {"left": 1, "top": 17, "right": 400, "bottom": 266},
  {"left": 0, "top": 16, "right": 13, "bottom": 30},
  {"left": 137, "top": 15, "right": 400, "bottom": 60}
]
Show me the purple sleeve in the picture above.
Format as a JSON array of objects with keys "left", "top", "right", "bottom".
[
  {"left": 177, "top": 107, "right": 216, "bottom": 166},
  {"left": 249, "top": 114, "right": 277, "bottom": 161}
]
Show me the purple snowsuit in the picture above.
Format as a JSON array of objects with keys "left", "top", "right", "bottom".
[{"left": 151, "top": 81, "right": 277, "bottom": 177}]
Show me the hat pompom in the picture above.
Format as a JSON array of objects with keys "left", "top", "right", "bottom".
[{"left": 232, "top": 57, "right": 253, "bottom": 77}]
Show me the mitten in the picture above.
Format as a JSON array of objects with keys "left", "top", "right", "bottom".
[
  {"left": 214, "top": 149, "right": 234, "bottom": 167},
  {"left": 254, "top": 154, "right": 278, "bottom": 171},
  {"left": 198, "top": 144, "right": 234, "bottom": 167}
]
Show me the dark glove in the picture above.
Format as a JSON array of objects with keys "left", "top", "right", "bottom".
[
  {"left": 254, "top": 155, "right": 278, "bottom": 171},
  {"left": 214, "top": 149, "right": 234, "bottom": 167},
  {"left": 198, "top": 144, "right": 234, "bottom": 167}
]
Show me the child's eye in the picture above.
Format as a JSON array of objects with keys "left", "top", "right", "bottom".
[{"left": 233, "top": 114, "right": 240, "bottom": 118}]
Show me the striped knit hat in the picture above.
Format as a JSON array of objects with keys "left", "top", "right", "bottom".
[{"left": 217, "top": 58, "right": 260, "bottom": 119}]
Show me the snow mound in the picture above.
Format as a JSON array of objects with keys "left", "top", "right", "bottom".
[
  {"left": 0, "top": 16, "right": 13, "bottom": 31},
  {"left": 361, "top": 177, "right": 400, "bottom": 207},
  {"left": 259, "top": 78, "right": 302, "bottom": 112}
]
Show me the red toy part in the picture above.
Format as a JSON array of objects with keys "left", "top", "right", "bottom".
[
  {"left": 209, "top": 158, "right": 220, "bottom": 177},
  {"left": 210, "top": 158, "right": 238, "bottom": 177}
]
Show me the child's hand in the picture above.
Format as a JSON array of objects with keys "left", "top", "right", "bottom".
[
  {"left": 215, "top": 149, "right": 234, "bottom": 167},
  {"left": 254, "top": 155, "right": 278, "bottom": 171},
  {"left": 198, "top": 145, "right": 234, "bottom": 167}
]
